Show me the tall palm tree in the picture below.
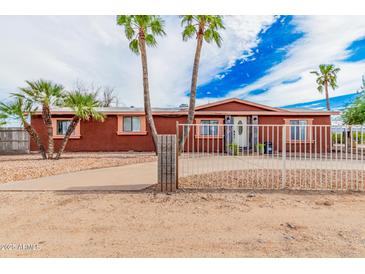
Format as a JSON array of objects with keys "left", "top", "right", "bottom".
[
  {"left": 310, "top": 64, "right": 340, "bottom": 111},
  {"left": 55, "top": 91, "right": 105, "bottom": 159},
  {"left": 15, "top": 80, "right": 65, "bottom": 159},
  {"left": 0, "top": 97, "right": 47, "bottom": 159},
  {"left": 179, "top": 15, "right": 225, "bottom": 149},
  {"left": 116, "top": 15, "right": 166, "bottom": 152}
]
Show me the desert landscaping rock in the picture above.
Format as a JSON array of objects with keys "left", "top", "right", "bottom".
[
  {"left": 179, "top": 169, "right": 365, "bottom": 191},
  {"left": 247, "top": 192, "right": 256, "bottom": 198},
  {"left": 0, "top": 152, "right": 156, "bottom": 184},
  {"left": 315, "top": 200, "right": 334, "bottom": 206}
]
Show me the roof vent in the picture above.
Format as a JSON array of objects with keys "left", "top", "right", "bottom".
[{"left": 179, "top": 103, "right": 188, "bottom": 109}]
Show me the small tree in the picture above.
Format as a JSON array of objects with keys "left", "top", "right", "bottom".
[
  {"left": 100, "top": 86, "right": 118, "bottom": 107},
  {"left": 310, "top": 64, "right": 340, "bottom": 111},
  {"left": 342, "top": 92, "right": 365, "bottom": 125},
  {"left": 15, "top": 80, "right": 65, "bottom": 159},
  {"left": 55, "top": 91, "right": 105, "bottom": 159},
  {"left": 341, "top": 77, "right": 365, "bottom": 148},
  {"left": 0, "top": 97, "right": 47, "bottom": 159}
]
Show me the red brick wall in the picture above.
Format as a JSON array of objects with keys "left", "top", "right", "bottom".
[
  {"left": 258, "top": 115, "right": 331, "bottom": 153},
  {"left": 30, "top": 114, "right": 332, "bottom": 153},
  {"left": 30, "top": 114, "right": 190, "bottom": 152}
]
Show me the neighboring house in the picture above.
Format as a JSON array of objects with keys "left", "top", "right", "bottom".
[{"left": 30, "top": 98, "right": 339, "bottom": 152}]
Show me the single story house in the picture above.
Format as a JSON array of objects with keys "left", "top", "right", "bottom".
[{"left": 30, "top": 98, "right": 339, "bottom": 153}]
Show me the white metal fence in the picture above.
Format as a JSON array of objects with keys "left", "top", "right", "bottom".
[{"left": 177, "top": 123, "right": 365, "bottom": 191}]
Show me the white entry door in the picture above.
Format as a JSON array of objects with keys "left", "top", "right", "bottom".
[{"left": 233, "top": 116, "right": 248, "bottom": 148}]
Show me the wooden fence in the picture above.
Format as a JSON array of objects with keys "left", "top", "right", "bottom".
[{"left": 0, "top": 127, "right": 29, "bottom": 154}]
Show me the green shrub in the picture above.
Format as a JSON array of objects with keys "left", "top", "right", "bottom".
[
  {"left": 228, "top": 143, "right": 240, "bottom": 155},
  {"left": 331, "top": 131, "right": 365, "bottom": 144},
  {"left": 256, "top": 143, "right": 265, "bottom": 153}
]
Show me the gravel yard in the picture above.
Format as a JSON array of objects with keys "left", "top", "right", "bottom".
[
  {"left": 179, "top": 169, "right": 365, "bottom": 191},
  {"left": 0, "top": 191, "right": 364, "bottom": 257},
  {"left": 0, "top": 152, "right": 156, "bottom": 183}
]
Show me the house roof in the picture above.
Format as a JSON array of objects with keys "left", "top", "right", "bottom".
[
  {"left": 33, "top": 98, "right": 339, "bottom": 116},
  {"left": 195, "top": 98, "right": 285, "bottom": 112}
]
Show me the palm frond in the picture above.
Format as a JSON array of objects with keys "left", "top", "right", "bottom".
[
  {"left": 129, "top": 39, "right": 140, "bottom": 54},
  {"left": 63, "top": 91, "right": 105, "bottom": 122},
  {"left": 116, "top": 15, "right": 166, "bottom": 52},
  {"left": 145, "top": 34, "right": 157, "bottom": 47},
  {"left": 182, "top": 24, "right": 197, "bottom": 41},
  {"left": 203, "top": 28, "right": 213, "bottom": 43},
  {"left": 0, "top": 97, "right": 37, "bottom": 125},
  {"left": 211, "top": 30, "right": 223, "bottom": 47},
  {"left": 150, "top": 16, "right": 166, "bottom": 36}
]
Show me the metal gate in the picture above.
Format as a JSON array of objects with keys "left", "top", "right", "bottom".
[{"left": 177, "top": 123, "right": 365, "bottom": 191}]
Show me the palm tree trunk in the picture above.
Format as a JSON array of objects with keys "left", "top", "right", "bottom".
[
  {"left": 23, "top": 121, "right": 47, "bottom": 159},
  {"left": 324, "top": 82, "right": 330, "bottom": 111},
  {"left": 179, "top": 25, "right": 204, "bottom": 152},
  {"left": 42, "top": 104, "right": 54, "bottom": 159},
  {"left": 138, "top": 32, "right": 158, "bottom": 154},
  {"left": 55, "top": 116, "right": 80, "bottom": 160}
]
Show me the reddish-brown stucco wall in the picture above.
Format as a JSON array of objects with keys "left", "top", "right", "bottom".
[
  {"left": 30, "top": 113, "right": 332, "bottom": 153},
  {"left": 258, "top": 115, "right": 332, "bottom": 153},
  {"left": 30, "top": 114, "right": 189, "bottom": 152}
]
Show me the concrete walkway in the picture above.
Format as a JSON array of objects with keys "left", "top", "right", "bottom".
[{"left": 0, "top": 161, "right": 157, "bottom": 191}]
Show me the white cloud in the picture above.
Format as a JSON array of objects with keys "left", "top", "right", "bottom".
[
  {"left": 225, "top": 16, "right": 365, "bottom": 106},
  {"left": 0, "top": 15, "right": 275, "bottom": 107}
]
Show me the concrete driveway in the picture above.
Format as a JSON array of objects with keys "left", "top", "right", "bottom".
[{"left": 0, "top": 161, "right": 157, "bottom": 191}]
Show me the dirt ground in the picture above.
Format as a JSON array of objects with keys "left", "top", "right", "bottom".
[
  {"left": 0, "top": 152, "right": 156, "bottom": 183},
  {"left": 0, "top": 190, "right": 364, "bottom": 257}
]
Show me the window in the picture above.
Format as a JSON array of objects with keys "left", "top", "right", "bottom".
[
  {"left": 117, "top": 115, "right": 147, "bottom": 135},
  {"left": 290, "top": 120, "right": 307, "bottom": 141},
  {"left": 123, "top": 116, "right": 141, "bottom": 132},
  {"left": 200, "top": 120, "right": 219, "bottom": 136},
  {"left": 237, "top": 120, "right": 243, "bottom": 135},
  {"left": 52, "top": 118, "right": 81, "bottom": 139},
  {"left": 57, "top": 120, "right": 73, "bottom": 136}
]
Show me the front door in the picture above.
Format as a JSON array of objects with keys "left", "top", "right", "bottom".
[{"left": 233, "top": 116, "right": 248, "bottom": 148}]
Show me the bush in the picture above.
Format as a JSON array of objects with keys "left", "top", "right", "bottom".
[
  {"left": 256, "top": 143, "right": 265, "bottom": 153},
  {"left": 228, "top": 143, "right": 240, "bottom": 155},
  {"left": 331, "top": 131, "right": 365, "bottom": 144}
]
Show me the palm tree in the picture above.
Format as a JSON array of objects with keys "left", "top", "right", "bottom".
[
  {"left": 55, "top": 91, "right": 105, "bottom": 159},
  {"left": 179, "top": 15, "right": 225, "bottom": 149},
  {"left": 116, "top": 15, "right": 166, "bottom": 152},
  {"left": 15, "top": 80, "right": 65, "bottom": 159},
  {"left": 310, "top": 64, "right": 340, "bottom": 111},
  {"left": 0, "top": 97, "right": 47, "bottom": 159}
]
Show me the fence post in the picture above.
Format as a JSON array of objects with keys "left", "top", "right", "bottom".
[
  {"left": 157, "top": 134, "right": 177, "bottom": 192},
  {"left": 281, "top": 125, "right": 286, "bottom": 189},
  {"left": 176, "top": 121, "right": 179, "bottom": 189}
]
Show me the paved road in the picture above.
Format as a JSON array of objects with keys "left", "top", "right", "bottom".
[{"left": 0, "top": 161, "right": 157, "bottom": 191}]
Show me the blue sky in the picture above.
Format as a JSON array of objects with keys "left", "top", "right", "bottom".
[
  {"left": 196, "top": 16, "right": 304, "bottom": 98},
  {"left": 0, "top": 15, "right": 364, "bottom": 110}
]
